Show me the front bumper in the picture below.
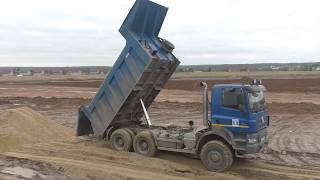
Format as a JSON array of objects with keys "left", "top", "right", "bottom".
[
  {"left": 245, "top": 128, "right": 268, "bottom": 154},
  {"left": 234, "top": 128, "right": 268, "bottom": 156}
]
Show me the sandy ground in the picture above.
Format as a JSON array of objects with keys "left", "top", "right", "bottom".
[{"left": 0, "top": 77, "right": 320, "bottom": 179}]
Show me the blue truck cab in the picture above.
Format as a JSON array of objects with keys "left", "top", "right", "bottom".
[{"left": 210, "top": 83, "right": 269, "bottom": 155}]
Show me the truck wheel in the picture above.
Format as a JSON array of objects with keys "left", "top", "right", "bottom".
[
  {"left": 133, "top": 131, "right": 157, "bottom": 157},
  {"left": 110, "top": 129, "right": 133, "bottom": 152},
  {"left": 122, "top": 128, "right": 135, "bottom": 139},
  {"left": 200, "top": 140, "right": 233, "bottom": 172},
  {"left": 122, "top": 128, "right": 135, "bottom": 151}
]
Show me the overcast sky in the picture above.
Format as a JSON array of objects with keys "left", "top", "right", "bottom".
[{"left": 1, "top": 0, "right": 320, "bottom": 66}]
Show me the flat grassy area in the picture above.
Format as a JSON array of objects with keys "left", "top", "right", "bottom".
[
  {"left": 0, "top": 74, "right": 105, "bottom": 82},
  {"left": 172, "top": 71, "right": 320, "bottom": 79},
  {"left": 1, "top": 71, "right": 320, "bottom": 82}
]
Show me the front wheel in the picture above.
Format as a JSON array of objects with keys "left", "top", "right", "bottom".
[{"left": 200, "top": 140, "right": 234, "bottom": 172}]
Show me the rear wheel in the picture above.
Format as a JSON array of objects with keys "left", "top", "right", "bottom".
[
  {"left": 133, "top": 131, "right": 157, "bottom": 157},
  {"left": 122, "top": 128, "right": 135, "bottom": 151},
  {"left": 110, "top": 129, "right": 133, "bottom": 152},
  {"left": 200, "top": 140, "right": 233, "bottom": 172},
  {"left": 122, "top": 128, "right": 135, "bottom": 140}
]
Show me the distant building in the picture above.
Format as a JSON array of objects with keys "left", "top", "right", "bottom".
[
  {"left": 71, "top": 71, "right": 82, "bottom": 75},
  {"left": 0, "top": 69, "right": 11, "bottom": 76},
  {"left": 15, "top": 70, "right": 34, "bottom": 76},
  {"left": 270, "top": 66, "right": 280, "bottom": 70},
  {"left": 23, "top": 70, "right": 34, "bottom": 76},
  {"left": 90, "top": 70, "right": 104, "bottom": 75},
  {"left": 40, "top": 70, "right": 47, "bottom": 75},
  {"left": 10, "top": 68, "right": 20, "bottom": 76}
]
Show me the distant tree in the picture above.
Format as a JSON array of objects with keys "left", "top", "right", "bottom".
[
  {"left": 301, "top": 65, "right": 312, "bottom": 71},
  {"left": 61, "top": 69, "right": 68, "bottom": 75},
  {"left": 240, "top": 68, "right": 248, "bottom": 72},
  {"left": 222, "top": 67, "right": 229, "bottom": 72},
  {"left": 103, "top": 69, "right": 109, "bottom": 74},
  {"left": 207, "top": 67, "right": 212, "bottom": 72},
  {"left": 12, "top": 68, "right": 20, "bottom": 75},
  {"left": 279, "top": 67, "right": 289, "bottom": 71},
  {"left": 82, "top": 67, "right": 90, "bottom": 74}
]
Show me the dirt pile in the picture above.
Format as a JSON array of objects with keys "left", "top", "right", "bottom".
[{"left": 0, "top": 107, "right": 73, "bottom": 152}]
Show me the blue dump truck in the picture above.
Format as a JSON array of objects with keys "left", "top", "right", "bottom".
[{"left": 77, "top": 0, "right": 269, "bottom": 171}]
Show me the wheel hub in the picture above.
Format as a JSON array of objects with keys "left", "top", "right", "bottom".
[
  {"left": 141, "top": 141, "right": 148, "bottom": 150},
  {"left": 117, "top": 138, "right": 124, "bottom": 146},
  {"left": 208, "top": 150, "right": 222, "bottom": 162}
]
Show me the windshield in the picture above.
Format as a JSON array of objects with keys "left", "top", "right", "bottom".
[{"left": 248, "top": 91, "right": 266, "bottom": 112}]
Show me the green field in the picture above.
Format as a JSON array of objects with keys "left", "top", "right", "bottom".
[
  {"left": 172, "top": 71, "right": 320, "bottom": 79},
  {"left": 1, "top": 71, "right": 320, "bottom": 82}
]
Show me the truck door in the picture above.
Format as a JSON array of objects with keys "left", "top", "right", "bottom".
[{"left": 212, "top": 87, "right": 249, "bottom": 132}]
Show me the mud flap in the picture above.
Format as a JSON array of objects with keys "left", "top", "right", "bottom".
[{"left": 76, "top": 106, "right": 93, "bottom": 136}]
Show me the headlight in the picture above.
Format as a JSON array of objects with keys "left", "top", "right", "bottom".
[{"left": 248, "top": 138, "right": 257, "bottom": 144}]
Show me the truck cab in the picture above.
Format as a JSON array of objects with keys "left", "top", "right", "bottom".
[
  {"left": 189, "top": 81, "right": 269, "bottom": 171},
  {"left": 210, "top": 83, "right": 269, "bottom": 155}
]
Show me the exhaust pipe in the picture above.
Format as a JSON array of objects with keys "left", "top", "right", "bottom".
[{"left": 200, "top": 82, "right": 208, "bottom": 127}]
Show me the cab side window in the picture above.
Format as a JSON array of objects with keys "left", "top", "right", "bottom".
[{"left": 222, "top": 88, "right": 243, "bottom": 110}]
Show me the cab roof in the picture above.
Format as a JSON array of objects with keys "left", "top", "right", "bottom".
[
  {"left": 213, "top": 83, "right": 244, "bottom": 88},
  {"left": 213, "top": 84, "right": 266, "bottom": 92}
]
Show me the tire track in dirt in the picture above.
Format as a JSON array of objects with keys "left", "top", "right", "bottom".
[
  {"left": 13, "top": 137, "right": 320, "bottom": 179},
  {"left": 5, "top": 140, "right": 245, "bottom": 180},
  {"left": 266, "top": 113, "right": 320, "bottom": 167},
  {"left": 6, "top": 149, "right": 320, "bottom": 180},
  {"left": 4, "top": 152, "right": 194, "bottom": 180},
  {"left": 156, "top": 151, "right": 320, "bottom": 179},
  {"left": 232, "top": 159, "right": 320, "bottom": 179}
]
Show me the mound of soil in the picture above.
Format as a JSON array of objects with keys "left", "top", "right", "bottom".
[{"left": 0, "top": 107, "right": 73, "bottom": 153}]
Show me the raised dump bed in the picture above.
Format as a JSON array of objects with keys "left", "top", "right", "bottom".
[{"left": 77, "top": 0, "right": 180, "bottom": 137}]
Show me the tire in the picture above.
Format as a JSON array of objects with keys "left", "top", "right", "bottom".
[
  {"left": 122, "top": 128, "right": 135, "bottom": 139},
  {"left": 110, "top": 129, "right": 133, "bottom": 152},
  {"left": 200, "top": 140, "right": 234, "bottom": 172},
  {"left": 122, "top": 128, "right": 135, "bottom": 151},
  {"left": 133, "top": 131, "right": 158, "bottom": 157}
]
